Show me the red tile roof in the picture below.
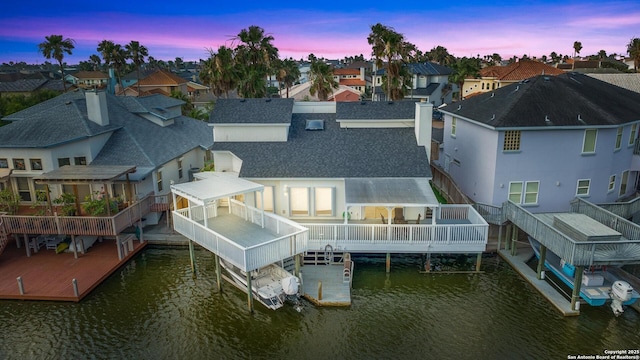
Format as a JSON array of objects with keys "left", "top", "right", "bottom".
[
  {"left": 73, "top": 71, "right": 108, "bottom": 79},
  {"left": 137, "top": 69, "right": 187, "bottom": 86},
  {"left": 340, "top": 79, "right": 366, "bottom": 86},
  {"left": 480, "top": 59, "right": 564, "bottom": 81},
  {"left": 334, "top": 68, "right": 360, "bottom": 76}
]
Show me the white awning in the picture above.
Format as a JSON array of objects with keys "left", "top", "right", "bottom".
[
  {"left": 171, "top": 172, "right": 264, "bottom": 206},
  {"left": 345, "top": 178, "right": 439, "bottom": 207}
]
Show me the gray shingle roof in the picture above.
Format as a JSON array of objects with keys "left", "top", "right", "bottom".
[
  {"left": 0, "top": 79, "right": 47, "bottom": 92},
  {"left": 337, "top": 101, "right": 416, "bottom": 119},
  {"left": 0, "top": 90, "right": 213, "bottom": 170},
  {"left": 443, "top": 73, "right": 640, "bottom": 128},
  {"left": 375, "top": 62, "right": 452, "bottom": 76},
  {"left": 212, "top": 112, "right": 430, "bottom": 178},
  {"left": 210, "top": 98, "right": 294, "bottom": 124}
]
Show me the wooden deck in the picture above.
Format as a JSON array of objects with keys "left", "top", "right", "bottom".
[{"left": 0, "top": 236, "right": 146, "bottom": 302}]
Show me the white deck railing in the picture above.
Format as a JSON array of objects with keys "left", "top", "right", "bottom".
[{"left": 172, "top": 202, "right": 308, "bottom": 272}]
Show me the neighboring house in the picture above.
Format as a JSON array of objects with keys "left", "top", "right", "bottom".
[
  {"left": 372, "top": 62, "right": 453, "bottom": 105},
  {"left": 327, "top": 87, "right": 362, "bottom": 102},
  {"left": 462, "top": 59, "right": 564, "bottom": 99},
  {"left": 333, "top": 68, "right": 366, "bottom": 94},
  {"left": 586, "top": 73, "right": 640, "bottom": 93},
  {"left": 436, "top": 73, "right": 640, "bottom": 213},
  {"left": 0, "top": 90, "right": 213, "bottom": 224},
  {"left": 120, "top": 69, "right": 188, "bottom": 97},
  {"left": 65, "top": 71, "right": 109, "bottom": 89},
  {"left": 0, "top": 78, "right": 65, "bottom": 97},
  {"left": 120, "top": 68, "right": 157, "bottom": 89}
]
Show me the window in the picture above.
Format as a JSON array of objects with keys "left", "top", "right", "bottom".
[
  {"left": 16, "top": 177, "right": 31, "bottom": 201},
  {"left": 314, "top": 187, "right": 335, "bottom": 216},
  {"left": 290, "top": 187, "right": 309, "bottom": 216},
  {"left": 608, "top": 175, "right": 616, "bottom": 192},
  {"left": 629, "top": 124, "right": 638, "bottom": 146},
  {"left": 451, "top": 117, "right": 457, "bottom": 137},
  {"left": 576, "top": 179, "right": 590, "bottom": 196},
  {"left": 30, "top": 159, "right": 42, "bottom": 171},
  {"left": 524, "top": 181, "right": 539, "bottom": 205},
  {"left": 157, "top": 170, "right": 163, "bottom": 192},
  {"left": 58, "top": 158, "right": 71, "bottom": 167},
  {"left": 582, "top": 129, "right": 597, "bottom": 153},
  {"left": 508, "top": 182, "right": 523, "bottom": 203},
  {"left": 615, "top": 127, "right": 623, "bottom": 150},
  {"left": 177, "top": 159, "right": 183, "bottom": 179},
  {"left": 13, "top": 159, "right": 25, "bottom": 170},
  {"left": 0, "top": 158, "right": 8, "bottom": 168},
  {"left": 509, "top": 181, "right": 539, "bottom": 205},
  {"left": 503, "top": 131, "right": 521, "bottom": 151},
  {"left": 74, "top": 156, "right": 86, "bottom": 165},
  {"left": 620, "top": 170, "right": 629, "bottom": 197},
  {"left": 255, "top": 186, "right": 274, "bottom": 212}
]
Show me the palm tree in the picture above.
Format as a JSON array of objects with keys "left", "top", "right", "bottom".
[
  {"left": 89, "top": 54, "right": 102, "bottom": 71},
  {"left": 275, "top": 58, "right": 301, "bottom": 98},
  {"left": 573, "top": 41, "right": 583, "bottom": 59},
  {"left": 627, "top": 38, "right": 640, "bottom": 71},
  {"left": 367, "top": 23, "right": 416, "bottom": 101},
  {"left": 308, "top": 57, "right": 338, "bottom": 101},
  {"left": 125, "top": 41, "right": 149, "bottom": 96},
  {"left": 201, "top": 46, "right": 238, "bottom": 99},
  {"left": 38, "top": 35, "right": 75, "bottom": 91},
  {"left": 170, "top": 90, "right": 193, "bottom": 115},
  {"left": 233, "top": 25, "right": 279, "bottom": 98},
  {"left": 449, "top": 57, "right": 480, "bottom": 101}
]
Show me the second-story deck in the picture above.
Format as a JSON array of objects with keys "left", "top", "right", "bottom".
[{"left": 477, "top": 199, "right": 640, "bottom": 267}]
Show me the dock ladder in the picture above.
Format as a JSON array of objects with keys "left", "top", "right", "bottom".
[{"left": 343, "top": 253, "right": 353, "bottom": 284}]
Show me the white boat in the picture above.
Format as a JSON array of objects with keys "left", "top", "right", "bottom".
[
  {"left": 220, "top": 260, "right": 301, "bottom": 310},
  {"left": 529, "top": 236, "right": 639, "bottom": 316}
]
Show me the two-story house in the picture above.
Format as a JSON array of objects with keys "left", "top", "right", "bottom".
[
  {"left": 333, "top": 68, "right": 367, "bottom": 95},
  {"left": 65, "top": 71, "right": 109, "bottom": 90},
  {"left": 372, "top": 62, "right": 453, "bottom": 105},
  {"left": 0, "top": 89, "right": 213, "bottom": 224},
  {"left": 436, "top": 73, "right": 640, "bottom": 213},
  {"left": 461, "top": 59, "right": 564, "bottom": 99}
]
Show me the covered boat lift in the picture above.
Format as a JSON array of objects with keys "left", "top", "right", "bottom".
[{"left": 170, "top": 172, "right": 309, "bottom": 312}]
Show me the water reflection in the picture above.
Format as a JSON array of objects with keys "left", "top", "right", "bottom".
[{"left": 0, "top": 248, "right": 638, "bottom": 359}]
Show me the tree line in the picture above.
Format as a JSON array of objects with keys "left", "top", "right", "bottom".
[{"left": 33, "top": 27, "right": 640, "bottom": 103}]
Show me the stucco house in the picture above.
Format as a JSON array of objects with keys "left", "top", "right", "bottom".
[
  {"left": 333, "top": 68, "right": 366, "bottom": 94},
  {"left": 435, "top": 73, "right": 640, "bottom": 213},
  {"left": 65, "top": 71, "right": 109, "bottom": 90},
  {"left": 0, "top": 89, "right": 213, "bottom": 224},
  {"left": 373, "top": 62, "right": 453, "bottom": 105},
  {"left": 461, "top": 59, "right": 563, "bottom": 99}
]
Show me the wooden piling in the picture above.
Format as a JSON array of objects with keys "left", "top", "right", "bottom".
[
  {"left": 214, "top": 254, "right": 222, "bottom": 292},
  {"left": 536, "top": 245, "right": 547, "bottom": 280},
  {"left": 17, "top": 276, "right": 24, "bottom": 295},
  {"left": 475, "top": 253, "right": 482, "bottom": 272},
  {"left": 317, "top": 281, "right": 323, "bottom": 300},
  {"left": 570, "top": 266, "right": 584, "bottom": 311},
  {"left": 247, "top": 272, "right": 254, "bottom": 313},
  {"left": 188, "top": 240, "right": 196, "bottom": 276},
  {"left": 385, "top": 253, "right": 391, "bottom": 273}
]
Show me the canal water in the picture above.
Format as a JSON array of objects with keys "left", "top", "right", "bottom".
[{"left": 1, "top": 248, "right": 638, "bottom": 359}]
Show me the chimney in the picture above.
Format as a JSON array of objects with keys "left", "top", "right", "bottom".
[
  {"left": 85, "top": 90, "right": 109, "bottom": 126},
  {"left": 415, "top": 102, "right": 433, "bottom": 162}
]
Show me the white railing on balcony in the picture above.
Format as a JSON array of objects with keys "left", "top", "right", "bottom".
[
  {"left": 504, "top": 201, "right": 640, "bottom": 266},
  {"left": 172, "top": 203, "right": 308, "bottom": 272},
  {"left": 594, "top": 196, "right": 640, "bottom": 220},
  {"left": 473, "top": 203, "right": 507, "bottom": 225},
  {"left": 302, "top": 204, "right": 488, "bottom": 253}
]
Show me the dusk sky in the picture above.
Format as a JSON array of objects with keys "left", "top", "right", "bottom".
[{"left": 1, "top": 1, "right": 640, "bottom": 64}]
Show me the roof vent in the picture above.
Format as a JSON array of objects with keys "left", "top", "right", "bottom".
[
  {"left": 544, "top": 76, "right": 550, "bottom": 81},
  {"left": 388, "top": 101, "right": 394, "bottom": 104},
  {"left": 65, "top": 101, "right": 72, "bottom": 105},
  {"left": 457, "top": 105, "right": 461, "bottom": 111},
  {"left": 491, "top": 92, "right": 495, "bottom": 98},
  {"left": 360, "top": 101, "right": 366, "bottom": 105},
  {"left": 305, "top": 119, "right": 324, "bottom": 131},
  {"left": 240, "top": 98, "right": 246, "bottom": 102},
  {"left": 545, "top": 115, "right": 551, "bottom": 123},
  {"left": 515, "top": 85, "right": 520, "bottom": 91},
  {"left": 577, "top": 114, "right": 585, "bottom": 124},
  {"left": 491, "top": 114, "right": 495, "bottom": 120},
  {"left": 265, "top": 98, "right": 271, "bottom": 102}
]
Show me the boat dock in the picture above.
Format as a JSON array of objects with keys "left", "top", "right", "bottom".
[
  {"left": 300, "top": 264, "right": 351, "bottom": 306},
  {"left": 0, "top": 236, "right": 146, "bottom": 302},
  {"left": 498, "top": 248, "right": 580, "bottom": 316}
]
